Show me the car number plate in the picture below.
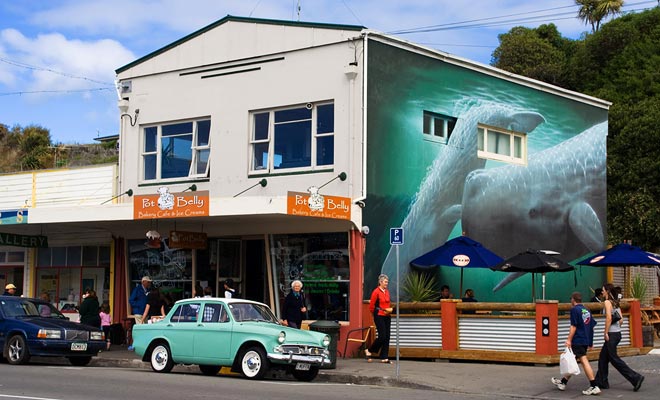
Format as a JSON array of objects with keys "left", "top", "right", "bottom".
[
  {"left": 71, "top": 343, "right": 87, "bottom": 351},
  {"left": 295, "top": 363, "right": 311, "bottom": 371}
]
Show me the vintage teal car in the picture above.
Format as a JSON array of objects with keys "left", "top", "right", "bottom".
[{"left": 132, "top": 298, "right": 331, "bottom": 381}]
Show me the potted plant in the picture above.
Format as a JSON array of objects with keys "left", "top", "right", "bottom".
[
  {"left": 628, "top": 273, "right": 655, "bottom": 346},
  {"left": 401, "top": 271, "right": 438, "bottom": 304}
]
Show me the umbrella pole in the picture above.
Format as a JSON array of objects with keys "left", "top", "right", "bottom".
[
  {"left": 460, "top": 269, "right": 464, "bottom": 296},
  {"left": 531, "top": 273, "right": 535, "bottom": 302},
  {"left": 542, "top": 273, "right": 546, "bottom": 300}
]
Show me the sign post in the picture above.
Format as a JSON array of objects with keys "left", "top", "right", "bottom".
[{"left": 389, "top": 227, "right": 404, "bottom": 378}]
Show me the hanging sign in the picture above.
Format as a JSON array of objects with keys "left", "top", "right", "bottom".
[
  {"left": 287, "top": 190, "right": 351, "bottom": 220},
  {"left": 169, "top": 231, "right": 208, "bottom": 249},
  {"left": 133, "top": 187, "right": 209, "bottom": 219}
]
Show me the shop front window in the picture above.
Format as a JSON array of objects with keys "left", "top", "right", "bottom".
[
  {"left": 127, "top": 239, "right": 192, "bottom": 302},
  {"left": 270, "top": 232, "right": 349, "bottom": 321}
]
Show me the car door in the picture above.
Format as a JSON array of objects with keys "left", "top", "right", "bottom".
[
  {"left": 164, "top": 302, "right": 200, "bottom": 360},
  {"left": 192, "top": 301, "right": 233, "bottom": 364}
]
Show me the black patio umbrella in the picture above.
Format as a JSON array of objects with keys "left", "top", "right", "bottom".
[
  {"left": 410, "top": 236, "right": 503, "bottom": 295},
  {"left": 491, "top": 249, "right": 575, "bottom": 300}
]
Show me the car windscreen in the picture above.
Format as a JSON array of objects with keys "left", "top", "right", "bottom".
[
  {"left": 0, "top": 299, "right": 66, "bottom": 319},
  {"left": 229, "top": 303, "right": 279, "bottom": 323}
]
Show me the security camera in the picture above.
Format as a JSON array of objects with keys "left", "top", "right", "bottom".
[
  {"left": 305, "top": 102, "right": 313, "bottom": 110},
  {"left": 355, "top": 200, "right": 365, "bottom": 208},
  {"left": 361, "top": 226, "right": 370, "bottom": 235}
]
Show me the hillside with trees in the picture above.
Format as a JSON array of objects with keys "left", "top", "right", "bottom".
[
  {"left": 0, "top": 123, "right": 117, "bottom": 173},
  {"left": 493, "top": 7, "right": 660, "bottom": 251}
]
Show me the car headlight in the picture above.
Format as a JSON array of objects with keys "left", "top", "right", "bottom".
[
  {"left": 278, "top": 331, "right": 286, "bottom": 344},
  {"left": 37, "top": 329, "right": 61, "bottom": 339},
  {"left": 322, "top": 335, "right": 330, "bottom": 347},
  {"left": 90, "top": 331, "right": 104, "bottom": 341}
]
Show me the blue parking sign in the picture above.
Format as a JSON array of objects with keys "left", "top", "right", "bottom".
[{"left": 390, "top": 228, "right": 404, "bottom": 245}]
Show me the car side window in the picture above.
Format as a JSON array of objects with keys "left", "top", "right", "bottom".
[
  {"left": 170, "top": 303, "right": 200, "bottom": 323},
  {"left": 202, "top": 303, "right": 228, "bottom": 323}
]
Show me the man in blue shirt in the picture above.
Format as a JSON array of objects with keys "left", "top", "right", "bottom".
[
  {"left": 552, "top": 292, "right": 601, "bottom": 395},
  {"left": 129, "top": 276, "right": 151, "bottom": 316}
]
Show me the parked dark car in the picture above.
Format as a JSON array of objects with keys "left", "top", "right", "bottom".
[{"left": 0, "top": 296, "right": 105, "bottom": 366}]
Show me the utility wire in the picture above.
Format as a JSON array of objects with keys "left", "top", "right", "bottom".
[
  {"left": 0, "top": 88, "right": 113, "bottom": 97},
  {"left": 388, "top": 1, "right": 657, "bottom": 35},
  {"left": 0, "top": 57, "right": 114, "bottom": 86}
]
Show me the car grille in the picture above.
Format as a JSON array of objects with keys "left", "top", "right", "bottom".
[
  {"left": 65, "top": 330, "right": 89, "bottom": 341},
  {"left": 279, "top": 345, "right": 325, "bottom": 356}
]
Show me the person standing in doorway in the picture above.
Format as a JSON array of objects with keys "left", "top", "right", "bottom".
[
  {"left": 223, "top": 279, "right": 237, "bottom": 298},
  {"left": 366, "top": 274, "right": 393, "bottom": 364},
  {"left": 595, "top": 283, "right": 644, "bottom": 391},
  {"left": 552, "top": 292, "right": 600, "bottom": 395},
  {"left": 281, "top": 280, "right": 307, "bottom": 329}
]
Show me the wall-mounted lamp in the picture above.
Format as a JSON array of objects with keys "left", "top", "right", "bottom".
[
  {"left": 101, "top": 189, "right": 133, "bottom": 205},
  {"left": 318, "top": 172, "right": 347, "bottom": 190},
  {"left": 118, "top": 99, "right": 139, "bottom": 127},
  {"left": 182, "top": 184, "right": 197, "bottom": 192},
  {"left": 233, "top": 178, "right": 267, "bottom": 197}
]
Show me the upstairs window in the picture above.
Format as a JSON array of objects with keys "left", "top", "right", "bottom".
[
  {"left": 477, "top": 124, "right": 526, "bottom": 165},
  {"left": 423, "top": 111, "right": 456, "bottom": 144},
  {"left": 142, "top": 119, "right": 210, "bottom": 181},
  {"left": 250, "top": 102, "right": 334, "bottom": 173}
]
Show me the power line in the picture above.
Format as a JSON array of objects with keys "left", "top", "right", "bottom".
[
  {"left": 341, "top": 0, "right": 363, "bottom": 26},
  {"left": 0, "top": 88, "right": 113, "bottom": 97},
  {"left": 388, "top": 1, "right": 657, "bottom": 35},
  {"left": 0, "top": 57, "right": 114, "bottom": 86}
]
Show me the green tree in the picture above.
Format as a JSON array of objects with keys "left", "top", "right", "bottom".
[
  {"left": 17, "top": 125, "right": 53, "bottom": 170},
  {"left": 492, "top": 24, "right": 575, "bottom": 87}
]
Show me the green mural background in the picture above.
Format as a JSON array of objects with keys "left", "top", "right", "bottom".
[{"left": 363, "top": 40, "right": 609, "bottom": 302}]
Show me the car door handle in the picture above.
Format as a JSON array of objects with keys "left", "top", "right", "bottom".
[{"left": 197, "top": 323, "right": 204, "bottom": 327}]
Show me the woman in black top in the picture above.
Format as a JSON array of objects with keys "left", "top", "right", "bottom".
[
  {"left": 141, "top": 288, "right": 165, "bottom": 323},
  {"left": 79, "top": 289, "right": 101, "bottom": 328},
  {"left": 281, "top": 280, "right": 307, "bottom": 329}
]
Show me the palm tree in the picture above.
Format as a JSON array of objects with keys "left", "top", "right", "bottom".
[{"left": 575, "top": 0, "right": 624, "bottom": 32}]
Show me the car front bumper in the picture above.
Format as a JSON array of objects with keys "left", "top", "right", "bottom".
[
  {"left": 268, "top": 352, "right": 331, "bottom": 365},
  {"left": 27, "top": 339, "right": 105, "bottom": 357}
]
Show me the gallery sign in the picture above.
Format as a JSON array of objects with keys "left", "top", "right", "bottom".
[
  {"left": 169, "top": 231, "right": 208, "bottom": 249},
  {"left": 287, "top": 190, "right": 351, "bottom": 220},
  {"left": 0, "top": 232, "right": 48, "bottom": 248},
  {"left": 0, "top": 209, "right": 28, "bottom": 225},
  {"left": 134, "top": 187, "right": 209, "bottom": 220}
]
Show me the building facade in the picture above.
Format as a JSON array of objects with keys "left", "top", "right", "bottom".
[{"left": 0, "top": 16, "right": 610, "bottom": 340}]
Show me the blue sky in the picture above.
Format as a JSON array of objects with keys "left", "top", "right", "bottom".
[{"left": 0, "top": 0, "right": 654, "bottom": 144}]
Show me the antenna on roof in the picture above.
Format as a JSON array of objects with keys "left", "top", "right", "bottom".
[{"left": 297, "top": 0, "right": 301, "bottom": 21}]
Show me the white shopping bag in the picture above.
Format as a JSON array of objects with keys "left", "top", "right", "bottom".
[{"left": 559, "top": 347, "right": 580, "bottom": 376}]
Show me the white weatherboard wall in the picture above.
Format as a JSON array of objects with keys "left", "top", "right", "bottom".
[
  {"left": 117, "top": 20, "right": 365, "bottom": 225},
  {"left": 0, "top": 165, "right": 116, "bottom": 210}
]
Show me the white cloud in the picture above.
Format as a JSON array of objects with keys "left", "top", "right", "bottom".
[{"left": 0, "top": 28, "right": 135, "bottom": 94}]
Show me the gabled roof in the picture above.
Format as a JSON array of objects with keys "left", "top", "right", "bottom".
[{"left": 115, "top": 15, "right": 365, "bottom": 74}]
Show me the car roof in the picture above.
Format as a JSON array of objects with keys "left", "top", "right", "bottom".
[{"left": 174, "top": 297, "right": 265, "bottom": 306}]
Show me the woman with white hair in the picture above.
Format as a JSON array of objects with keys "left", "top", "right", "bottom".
[
  {"left": 365, "top": 274, "right": 393, "bottom": 363},
  {"left": 281, "top": 280, "right": 307, "bottom": 329}
]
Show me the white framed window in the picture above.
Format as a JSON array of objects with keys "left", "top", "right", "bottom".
[
  {"left": 423, "top": 111, "right": 456, "bottom": 144},
  {"left": 477, "top": 124, "right": 527, "bottom": 165},
  {"left": 250, "top": 102, "right": 334, "bottom": 173},
  {"left": 142, "top": 119, "right": 211, "bottom": 181}
]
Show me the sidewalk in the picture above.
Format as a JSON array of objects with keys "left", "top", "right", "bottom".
[{"left": 93, "top": 342, "right": 660, "bottom": 398}]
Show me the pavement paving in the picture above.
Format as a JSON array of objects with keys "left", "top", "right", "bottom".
[{"left": 92, "top": 339, "right": 660, "bottom": 398}]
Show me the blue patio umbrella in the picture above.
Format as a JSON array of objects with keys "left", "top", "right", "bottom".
[
  {"left": 410, "top": 236, "right": 503, "bottom": 295},
  {"left": 576, "top": 243, "right": 660, "bottom": 266}
]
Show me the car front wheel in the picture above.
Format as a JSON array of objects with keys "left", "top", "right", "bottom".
[
  {"left": 150, "top": 343, "right": 174, "bottom": 373},
  {"left": 239, "top": 346, "right": 269, "bottom": 379},
  {"left": 7, "top": 335, "right": 30, "bottom": 365}
]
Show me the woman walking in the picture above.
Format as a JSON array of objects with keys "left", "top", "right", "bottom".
[
  {"left": 595, "top": 283, "right": 644, "bottom": 391},
  {"left": 365, "top": 274, "right": 393, "bottom": 364}
]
